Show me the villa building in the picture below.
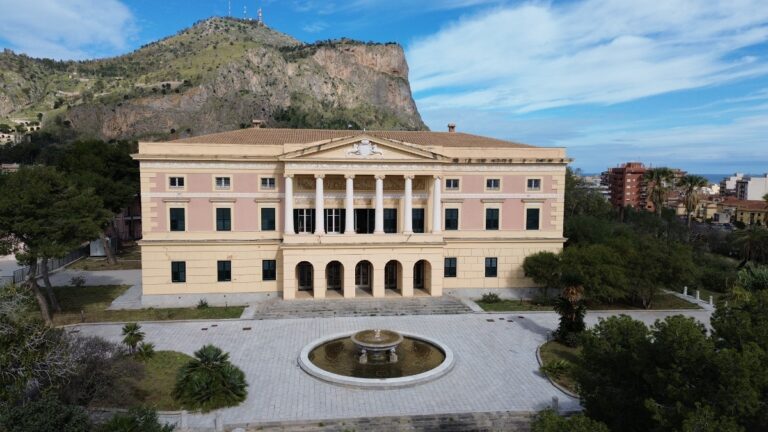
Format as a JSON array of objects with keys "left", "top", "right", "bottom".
[{"left": 134, "top": 126, "right": 568, "bottom": 306}]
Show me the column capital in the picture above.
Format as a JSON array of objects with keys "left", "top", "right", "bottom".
[
  {"left": 374, "top": 174, "right": 386, "bottom": 180},
  {"left": 404, "top": 174, "right": 415, "bottom": 180},
  {"left": 284, "top": 173, "right": 294, "bottom": 179},
  {"left": 314, "top": 174, "right": 325, "bottom": 179},
  {"left": 344, "top": 174, "right": 356, "bottom": 179},
  {"left": 433, "top": 174, "right": 442, "bottom": 180}
]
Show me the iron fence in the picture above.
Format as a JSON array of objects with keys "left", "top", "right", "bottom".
[{"left": 9, "top": 244, "right": 90, "bottom": 285}]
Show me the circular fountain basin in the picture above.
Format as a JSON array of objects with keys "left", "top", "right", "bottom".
[{"left": 298, "top": 331, "right": 455, "bottom": 388}]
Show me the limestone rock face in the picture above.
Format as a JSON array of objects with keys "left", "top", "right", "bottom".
[{"left": 0, "top": 17, "right": 426, "bottom": 140}]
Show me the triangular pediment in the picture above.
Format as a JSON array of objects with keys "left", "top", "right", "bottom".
[{"left": 279, "top": 134, "right": 450, "bottom": 162}]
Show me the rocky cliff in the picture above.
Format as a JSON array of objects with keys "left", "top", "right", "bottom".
[{"left": 0, "top": 17, "right": 426, "bottom": 140}]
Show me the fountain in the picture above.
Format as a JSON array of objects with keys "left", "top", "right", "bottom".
[{"left": 298, "top": 329, "right": 455, "bottom": 388}]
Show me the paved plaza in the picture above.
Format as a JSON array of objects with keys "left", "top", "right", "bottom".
[{"left": 71, "top": 308, "right": 711, "bottom": 429}]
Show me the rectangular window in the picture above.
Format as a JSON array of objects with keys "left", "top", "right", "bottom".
[
  {"left": 262, "top": 260, "right": 276, "bottom": 281},
  {"left": 444, "top": 258, "right": 457, "bottom": 277},
  {"left": 445, "top": 208, "right": 459, "bottom": 230},
  {"left": 354, "top": 209, "right": 375, "bottom": 234},
  {"left": 485, "top": 257, "right": 497, "bottom": 277},
  {"left": 171, "top": 261, "right": 186, "bottom": 283},
  {"left": 169, "top": 176, "right": 184, "bottom": 188},
  {"left": 324, "top": 209, "right": 345, "bottom": 233},
  {"left": 412, "top": 208, "right": 425, "bottom": 233},
  {"left": 384, "top": 208, "right": 398, "bottom": 233},
  {"left": 261, "top": 207, "right": 276, "bottom": 231},
  {"left": 260, "top": 177, "right": 275, "bottom": 190},
  {"left": 445, "top": 179, "right": 460, "bottom": 190},
  {"left": 486, "top": 178, "right": 501, "bottom": 190},
  {"left": 216, "top": 208, "right": 231, "bottom": 231},
  {"left": 527, "top": 178, "right": 542, "bottom": 191},
  {"left": 217, "top": 260, "right": 231, "bottom": 282},
  {"left": 169, "top": 208, "right": 185, "bottom": 231},
  {"left": 294, "top": 209, "right": 316, "bottom": 233},
  {"left": 215, "top": 176, "right": 231, "bottom": 190},
  {"left": 485, "top": 208, "right": 499, "bottom": 230},
  {"left": 526, "top": 208, "right": 540, "bottom": 230}
]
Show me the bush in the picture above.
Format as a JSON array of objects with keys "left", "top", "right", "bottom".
[
  {"left": 531, "top": 409, "right": 609, "bottom": 432},
  {"left": 136, "top": 342, "right": 156, "bottom": 360},
  {"left": 173, "top": 344, "right": 248, "bottom": 412},
  {"left": 196, "top": 298, "right": 209, "bottom": 309},
  {"left": 0, "top": 397, "right": 92, "bottom": 432},
  {"left": 121, "top": 323, "right": 145, "bottom": 355},
  {"left": 70, "top": 275, "right": 86, "bottom": 287},
  {"left": 96, "top": 407, "right": 173, "bottom": 432},
  {"left": 480, "top": 292, "right": 501, "bottom": 303}
]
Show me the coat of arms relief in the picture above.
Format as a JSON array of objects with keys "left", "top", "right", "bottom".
[{"left": 346, "top": 139, "right": 383, "bottom": 157}]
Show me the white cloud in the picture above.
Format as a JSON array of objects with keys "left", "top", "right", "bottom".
[
  {"left": 302, "top": 21, "right": 329, "bottom": 33},
  {"left": 0, "top": 0, "right": 136, "bottom": 59},
  {"left": 408, "top": 0, "right": 768, "bottom": 113}
]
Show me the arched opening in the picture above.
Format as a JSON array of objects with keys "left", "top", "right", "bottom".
[
  {"left": 296, "top": 261, "right": 314, "bottom": 294},
  {"left": 413, "top": 260, "right": 432, "bottom": 294},
  {"left": 385, "top": 260, "right": 403, "bottom": 295},
  {"left": 355, "top": 260, "right": 373, "bottom": 294},
  {"left": 326, "top": 261, "right": 343, "bottom": 292}
]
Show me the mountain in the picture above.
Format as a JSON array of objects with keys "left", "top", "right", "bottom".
[{"left": 0, "top": 17, "right": 427, "bottom": 141}]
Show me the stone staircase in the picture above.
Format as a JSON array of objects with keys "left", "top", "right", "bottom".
[
  {"left": 234, "top": 411, "right": 534, "bottom": 432},
  {"left": 245, "top": 296, "right": 474, "bottom": 320}
]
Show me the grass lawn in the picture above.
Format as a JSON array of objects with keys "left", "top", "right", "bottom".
[
  {"left": 476, "top": 293, "right": 699, "bottom": 312},
  {"left": 49, "top": 285, "right": 244, "bottom": 325},
  {"left": 67, "top": 245, "right": 142, "bottom": 271},
  {"left": 539, "top": 340, "right": 581, "bottom": 394},
  {"left": 134, "top": 351, "right": 193, "bottom": 410}
]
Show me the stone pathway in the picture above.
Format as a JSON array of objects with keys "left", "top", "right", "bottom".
[
  {"left": 71, "top": 309, "right": 712, "bottom": 431},
  {"left": 243, "top": 296, "right": 474, "bottom": 320}
]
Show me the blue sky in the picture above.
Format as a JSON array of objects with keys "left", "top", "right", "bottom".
[{"left": 1, "top": 0, "right": 767, "bottom": 174}]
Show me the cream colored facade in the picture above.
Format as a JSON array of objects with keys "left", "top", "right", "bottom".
[{"left": 135, "top": 128, "right": 569, "bottom": 306}]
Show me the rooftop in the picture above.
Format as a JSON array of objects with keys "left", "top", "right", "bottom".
[{"left": 169, "top": 128, "right": 535, "bottom": 148}]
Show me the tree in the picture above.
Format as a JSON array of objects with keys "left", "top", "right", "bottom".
[
  {"left": 173, "top": 344, "right": 248, "bottom": 412},
  {"left": 522, "top": 251, "right": 562, "bottom": 298},
  {"left": 0, "top": 397, "right": 91, "bottom": 432},
  {"left": 644, "top": 167, "right": 674, "bottom": 216},
  {"left": 561, "top": 244, "right": 628, "bottom": 303},
  {"left": 552, "top": 283, "right": 586, "bottom": 346},
  {"left": 57, "top": 140, "right": 139, "bottom": 264},
  {"left": 678, "top": 174, "right": 709, "bottom": 228},
  {"left": 121, "top": 322, "right": 145, "bottom": 355},
  {"left": 0, "top": 166, "right": 111, "bottom": 323},
  {"left": 564, "top": 168, "right": 611, "bottom": 219}
]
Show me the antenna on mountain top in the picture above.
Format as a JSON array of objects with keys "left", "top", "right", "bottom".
[
  {"left": 244, "top": 4, "right": 249, "bottom": 20},
  {"left": 227, "top": 0, "right": 231, "bottom": 17},
  {"left": 257, "top": 7, "right": 263, "bottom": 26}
]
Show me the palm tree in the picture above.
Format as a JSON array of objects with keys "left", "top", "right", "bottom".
[
  {"left": 731, "top": 226, "right": 768, "bottom": 264},
  {"left": 677, "top": 174, "right": 709, "bottom": 228},
  {"left": 644, "top": 167, "right": 675, "bottom": 216},
  {"left": 121, "top": 322, "right": 145, "bottom": 355},
  {"left": 173, "top": 344, "right": 248, "bottom": 412}
]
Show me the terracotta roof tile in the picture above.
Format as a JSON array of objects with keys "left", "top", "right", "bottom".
[{"left": 169, "top": 128, "right": 535, "bottom": 148}]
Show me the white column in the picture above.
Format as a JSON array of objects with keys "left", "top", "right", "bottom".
[
  {"left": 403, "top": 175, "right": 414, "bottom": 234},
  {"left": 374, "top": 174, "right": 385, "bottom": 234},
  {"left": 314, "top": 174, "right": 325, "bottom": 235},
  {"left": 283, "top": 174, "right": 294, "bottom": 234},
  {"left": 344, "top": 174, "right": 355, "bottom": 234},
  {"left": 432, "top": 175, "right": 442, "bottom": 233}
]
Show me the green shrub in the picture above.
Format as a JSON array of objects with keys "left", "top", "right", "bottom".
[
  {"left": 96, "top": 407, "right": 173, "bottom": 432},
  {"left": 532, "top": 409, "right": 609, "bottom": 432},
  {"left": 70, "top": 275, "right": 86, "bottom": 287},
  {"left": 136, "top": 342, "right": 156, "bottom": 360},
  {"left": 480, "top": 292, "right": 501, "bottom": 303},
  {"left": 196, "top": 299, "right": 209, "bottom": 309},
  {"left": 173, "top": 344, "right": 248, "bottom": 412},
  {"left": 540, "top": 359, "right": 570, "bottom": 380},
  {"left": 0, "top": 397, "right": 92, "bottom": 432},
  {"left": 121, "top": 323, "right": 145, "bottom": 355}
]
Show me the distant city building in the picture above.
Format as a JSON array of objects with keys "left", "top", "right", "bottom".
[
  {"left": 720, "top": 173, "right": 745, "bottom": 196},
  {"left": 734, "top": 200, "right": 768, "bottom": 226},
  {"left": 735, "top": 174, "right": 768, "bottom": 201},
  {"left": 581, "top": 175, "right": 610, "bottom": 200},
  {"left": 602, "top": 162, "right": 648, "bottom": 209}
]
